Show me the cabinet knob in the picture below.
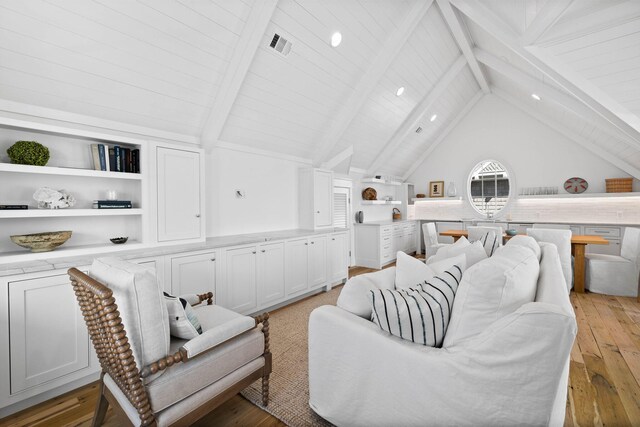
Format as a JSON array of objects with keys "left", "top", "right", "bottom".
[
  {"left": 305, "top": 243, "right": 308, "bottom": 245},
  {"left": 332, "top": 238, "right": 335, "bottom": 241},
  {"left": 311, "top": 241, "right": 315, "bottom": 244},
  {"left": 316, "top": 211, "right": 320, "bottom": 213},
  {"left": 210, "top": 258, "right": 215, "bottom": 261},
  {"left": 195, "top": 214, "right": 201, "bottom": 218},
  {"left": 252, "top": 251, "right": 256, "bottom": 254},
  {"left": 261, "top": 250, "right": 265, "bottom": 252}
]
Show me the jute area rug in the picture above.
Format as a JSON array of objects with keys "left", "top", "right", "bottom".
[{"left": 241, "top": 286, "right": 342, "bottom": 427}]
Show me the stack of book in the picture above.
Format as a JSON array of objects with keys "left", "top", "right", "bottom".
[
  {"left": 93, "top": 200, "right": 133, "bottom": 209},
  {"left": 0, "top": 204, "right": 28, "bottom": 210},
  {"left": 91, "top": 144, "right": 140, "bottom": 173}
]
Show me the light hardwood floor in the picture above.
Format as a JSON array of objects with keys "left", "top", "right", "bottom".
[{"left": 2, "top": 262, "right": 639, "bottom": 426}]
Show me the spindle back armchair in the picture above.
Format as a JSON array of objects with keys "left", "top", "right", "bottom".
[{"left": 69, "top": 263, "right": 271, "bottom": 427}]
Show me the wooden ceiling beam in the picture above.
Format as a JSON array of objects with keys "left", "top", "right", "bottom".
[
  {"left": 312, "top": 0, "right": 435, "bottom": 166},
  {"left": 475, "top": 48, "right": 640, "bottom": 151},
  {"left": 450, "top": 0, "right": 640, "bottom": 144},
  {"left": 367, "top": 55, "right": 467, "bottom": 175},
  {"left": 494, "top": 88, "right": 640, "bottom": 180},
  {"left": 402, "top": 90, "right": 483, "bottom": 181},
  {"left": 520, "top": 0, "right": 574, "bottom": 45},
  {"left": 436, "top": 0, "right": 490, "bottom": 93},
  {"left": 200, "top": 0, "right": 278, "bottom": 146}
]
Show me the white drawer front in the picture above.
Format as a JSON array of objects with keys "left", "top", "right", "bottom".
[{"left": 584, "top": 226, "right": 621, "bottom": 238}]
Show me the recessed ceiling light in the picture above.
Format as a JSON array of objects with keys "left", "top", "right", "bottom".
[
  {"left": 330, "top": 32, "right": 342, "bottom": 47},
  {"left": 396, "top": 86, "right": 405, "bottom": 96},
  {"left": 531, "top": 93, "right": 541, "bottom": 101},
  {"left": 430, "top": 114, "right": 438, "bottom": 122}
]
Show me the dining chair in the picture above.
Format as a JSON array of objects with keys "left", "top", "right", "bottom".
[
  {"left": 422, "top": 222, "right": 449, "bottom": 258},
  {"left": 68, "top": 257, "right": 271, "bottom": 426},
  {"left": 586, "top": 227, "right": 640, "bottom": 297},
  {"left": 527, "top": 228, "right": 573, "bottom": 291},
  {"left": 532, "top": 224, "right": 570, "bottom": 230},
  {"left": 467, "top": 226, "right": 503, "bottom": 256}
]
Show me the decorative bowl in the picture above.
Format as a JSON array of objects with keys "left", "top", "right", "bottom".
[
  {"left": 110, "top": 237, "right": 128, "bottom": 244},
  {"left": 362, "top": 187, "right": 377, "bottom": 200},
  {"left": 415, "top": 193, "right": 426, "bottom": 198},
  {"left": 10, "top": 231, "right": 72, "bottom": 252},
  {"left": 505, "top": 229, "right": 518, "bottom": 236}
]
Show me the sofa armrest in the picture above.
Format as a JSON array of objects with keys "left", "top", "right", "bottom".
[
  {"left": 309, "top": 303, "right": 576, "bottom": 426},
  {"left": 180, "top": 292, "right": 213, "bottom": 306}
]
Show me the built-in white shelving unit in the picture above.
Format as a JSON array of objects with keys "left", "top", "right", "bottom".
[
  {"left": 412, "top": 197, "right": 463, "bottom": 202},
  {"left": 0, "top": 209, "right": 144, "bottom": 219},
  {"left": 518, "top": 192, "right": 639, "bottom": 199},
  {"left": 362, "top": 177, "right": 402, "bottom": 186},
  {"left": 361, "top": 200, "right": 402, "bottom": 205},
  {"left": 0, "top": 118, "right": 149, "bottom": 260},
  {"left": 0, "top": 162, "right": 142, "bottom": 179}
]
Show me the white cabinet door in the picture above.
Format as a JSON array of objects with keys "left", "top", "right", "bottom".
[
  {"left": 314, "top": 170, "right": 333, "bottom": 227},
  {"left": 157, "top": 147, "right": 202, "bottom": 242},
  {"left": 171, "top": 252, "right": 217, "bottom": 298},
  {"left": 328, "top": 233, "right": 348, "bottom": 282},
  {"left": 257, "top": 242, "right": 286, "bottom": 307},
  {"left": 308, "top": 235, "right": 327, "bottom": 288},
  {"left": 286, "top": 238, "right": 309, "bottom": 295},
  {"left": 224, "top": 246, "right": 257, "bottom": 314},
  {"left": 9, "top": 274, "right": 89, "bottom": 394}
]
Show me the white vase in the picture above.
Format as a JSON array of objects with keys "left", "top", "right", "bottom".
[{"left": 446, "top": 182, "right": 457, "bottom": 197}]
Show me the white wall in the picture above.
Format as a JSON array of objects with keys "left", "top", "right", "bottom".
[
  {"left": 205, "top": 146, "right": 308, "bottom": 236},
  {"left": 407, "top": 95, "right": 638, "bottom": 223}
]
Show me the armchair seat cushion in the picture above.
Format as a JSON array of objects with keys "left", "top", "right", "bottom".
[{"left": 146, "top": 328, "right": 264, "bottom": 412}]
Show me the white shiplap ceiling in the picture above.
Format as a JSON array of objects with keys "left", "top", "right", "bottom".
[{"left": 0, "top": 0, "right": 638, "bottom": 178}]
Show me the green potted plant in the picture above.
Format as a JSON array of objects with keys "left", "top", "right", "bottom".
[{"left": 7, "top": 140, "right": 50, "bottom": 166}]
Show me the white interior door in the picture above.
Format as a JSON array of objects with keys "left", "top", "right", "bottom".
[
  {"left": 157, "top": 147, "right": 202, "bottom": 242},
  {"left": 333, "top": 186, "right": 354, "bottom": 266}
]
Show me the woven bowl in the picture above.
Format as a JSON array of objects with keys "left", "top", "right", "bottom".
[
  {"left": 10, "top": 231, "right": 72, "bottom": 253},
  {"left": 362, "top": 187, "right": 377, "bottom": 200}
]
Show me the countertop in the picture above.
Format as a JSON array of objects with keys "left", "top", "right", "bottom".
[
  {"left": 0, "top": 227, "right": 348, "bottom": 277},
  {"left": 354, "top": 219, "right": 416, "bottom": 226},
  {"left": 415, "top": 219, "right": 640, "bottom": 227}
]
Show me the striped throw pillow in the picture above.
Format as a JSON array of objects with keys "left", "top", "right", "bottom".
[
  {"left": 477, "top": 231, "right": 499, "bottom": 257},
  {"left": 369, "top": 265, "right": 464, "bottom": 347}
]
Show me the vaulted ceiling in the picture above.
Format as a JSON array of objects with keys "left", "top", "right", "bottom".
[{"left": 0, "top": 0, "right": 639, "bottom": 178}]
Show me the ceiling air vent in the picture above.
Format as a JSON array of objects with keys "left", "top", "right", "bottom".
[
  {"left": 269, "top": 33, "right": 292, "bottom": 56},
  {"left": 415, "top": 126, "right": 423, "bottom": 134}
]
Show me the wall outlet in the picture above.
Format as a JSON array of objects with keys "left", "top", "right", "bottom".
[
  {"left": 617, "top": 211, "right": 623, "bottom": 219},
  {"left": 235, "top": 190, "right": 246, "bottom": 199}
]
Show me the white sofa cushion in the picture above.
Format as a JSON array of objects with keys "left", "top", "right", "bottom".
[
  {"left": 443, "top": 245, "right": 540, "bottom": 347},
  {"left": 505, "top": 235, "right": 541, "bottom": 261},
  {"left": 428, "top": 254, "right": 467, "bottom": 277},
  {"left": 395, "top": 251, "right": 435, "bottom": 290},
  {"left": 337, "top": 267, "right": 396, "bottom": 318},
  {"left": 429, "top": 238, "right": 487, "bottom": 267},
  {"left": 416, "top": 264, "right": 465, "bottom": 322},
  {"left": 469, "top": 229, "right": 500, "bottom": 257},
  {"left": 89, "top": 257, "right": 170, "bottom": 372},
  {"left": 527, "top": 228, "right": 572, "bottom": 291}
]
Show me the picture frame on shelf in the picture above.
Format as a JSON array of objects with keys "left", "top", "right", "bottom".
[{"left": 429, "top": 181, "right": 444, "bottom": 198}]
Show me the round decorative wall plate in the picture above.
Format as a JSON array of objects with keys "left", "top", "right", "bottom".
[{"left": 564, "top": 177, "right": 588, "bottom": 194}]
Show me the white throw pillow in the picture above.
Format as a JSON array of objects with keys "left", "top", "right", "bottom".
[
  {"left": 505, "top": 235, "right": 541, "bottom": 261},
  {"left": 163, "top": 292, "right": 203, "bottom": 339},
  {"left": 395, "top": 251, "right": 435, "bottom": 290},
  {"left": 443, "top": 244, "right": 540, "bottom": 348},
  {"left": 428, "top": 240, "right": 487, "bottom": 267},
  {"left": 337, "top": 267, "right": 396, "bottom": 318},
  {"left": 427, "top": 253, "right": 467, "bottom": 277},
  {"left": 370, "top": 264, "right": 465, "bottom": 347},
  {"left": 433, "top": 236, "right": 471, "bottom": 259}
]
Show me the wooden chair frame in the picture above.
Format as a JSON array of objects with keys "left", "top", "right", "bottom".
[{"left": 68, "top": 268, "right": 272, "bottom": 427}]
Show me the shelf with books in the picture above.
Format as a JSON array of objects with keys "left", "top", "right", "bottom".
[
  {"left": 0, "top": 162, "right": 143, "bottom": 179},
  {"left": 0, "top": 208, "right": 144, "bottom": 219}
]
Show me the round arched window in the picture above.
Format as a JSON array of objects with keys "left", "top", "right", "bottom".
[{"left": 467, "top": 160, "right": 511, "bottom": 217}]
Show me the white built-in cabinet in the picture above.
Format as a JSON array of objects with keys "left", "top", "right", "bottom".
[
  {"left": 0, "top": 271, "right": 100, "bottom": 415},
  {"left": 223, "top": 246, "right": 259, "bottom": 314},
  {"left": 308, "top": 236, "right": 328, "bottom": 288},
  {"left": 285, "top": 238, "right": 309, "bottom": 295},
  {"left": 156, "top": 146, "right": 204, "bottom": 243},
  {"left": 257, "top": 242, "right": 286, "bottom": 307},
  {"left": 355, "top": 221, "right": 418, "bottom": 269},
  {"left": 299, "top": 168, "right": 334, "bottom": 229},
  {"left": 328, "top": 232, "right": 348, "bottom": 282},
  {"left": 170, "top": 251, "right": 217, "bottom": 299}
]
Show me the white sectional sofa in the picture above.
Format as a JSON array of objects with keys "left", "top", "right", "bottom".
[{"left": 308, "top": 241, "right": 576, "bottom": 426}]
